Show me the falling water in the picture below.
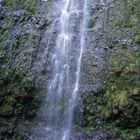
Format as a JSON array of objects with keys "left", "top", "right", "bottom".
[{"left": 46, "top": 0, "right": 88, "bottom": 140}]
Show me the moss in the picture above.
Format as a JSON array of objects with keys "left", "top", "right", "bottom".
[
  {"left": 15, "top": 33, "right": 40, "bottom": 50},
  {"left": 81, "top": 44, "right": 140, "bottom": 139},
  {"left": 0, "top": 47, "right": 4, "bottom": 58},
  {"left": 108, "top": 0, "right": 140, "bottom": 42},
  {"left": 105, "top": 123, "right": 140, "bottom": 140},
  {"left": 106, "top": 89, "right": 128, "bottom": 108},
  {"left": 77, "top": 0, "right": 140, "bottom": 138},
  {"left": 0, "top": 18, "right": 14, "bottom": 40},
  {"left": 24, "top": 0, "right": 39, "bottom": 15},
  {"left": 130, "top": 87, "right": 140, "bottom": 96},
  {"left": 21, "top": 79, "right": 35, "bottom": 93},
  {"left": 4, "top": 0, "right": 39, "bottom": 16},
  {"left": 5, "top": 0, "right": 20, "bottom": 11},
  {"left": 104, "top": 46, "right": 140, "bottom": 111},
  {"left": 134, "top": 35, "right": 140, "bottom": 43},
  {"left": 0, "top": 1, "right": 43, "bottom": 138},
  {"left": 0, "top": 104, "right": 13, "bottom": 112}
]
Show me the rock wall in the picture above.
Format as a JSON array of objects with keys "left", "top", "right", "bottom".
[
  {"left": 0, "top": 0, "right": 55, "bottom": 139},
  {"left": 79, "top": 0, "right": 140, "bottom": 139},
  {"left": 0, "top": 0, "right": 140, "bottom": 139}
]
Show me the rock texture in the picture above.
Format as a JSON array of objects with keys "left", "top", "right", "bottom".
[
  {"left": 79, "top": 0, "right": 140, "bottom": 140},
  {"left": 0, "top": 0, "right": 140, "bottom": 140},
  {"left": 0, "top": 0, "right": 55, "bottom": 139}
]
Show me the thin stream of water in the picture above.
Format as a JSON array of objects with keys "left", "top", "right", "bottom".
[{"left": 45, "top": 0, "right": 88, "bottom": 139}]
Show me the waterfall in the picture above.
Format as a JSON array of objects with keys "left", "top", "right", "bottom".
[{"left": 45, "top": 0, "right": 88, "bottom": 139}]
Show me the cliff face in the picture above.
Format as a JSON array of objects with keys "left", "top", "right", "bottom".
[
  {"left": 80, "top": 0, "right": 140, "bottom": 139},
  {"left": 0, "top": 0, "right": 54, "bottom": 139},
  {"left": 0, "top": 0, "right": 140, "bottom": 140}
]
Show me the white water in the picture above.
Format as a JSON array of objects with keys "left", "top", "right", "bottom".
[{"left": 46, "top": 0, "right": 88, "bottom": 140}]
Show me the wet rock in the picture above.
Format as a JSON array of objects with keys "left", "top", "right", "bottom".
[
  {"left": 118, "top": 39, "right": 133, "bottom": 47},
  {"left": 0, "top": 20, "right": 7, "bottom": 29},
  {"left": 0, "top": 127, "right": 8, "bottom": 135},
  {"left": 85, "top": 129, "right": 121, "bottom": 140},
  {"left": 32, "top": 17, "right": 49, "bottom": 29},
  {"left": 22, "top": 95, "right": 34, "bottom": 104},
  {"left": 16, "top": 94, "right": 34, "bottom": 104},
  {"left": 13, "top": 10, "right": 25, "bottom": 18},
  {"left": 13, "top": 10, "right": 25, "bottom": 21},
  {"left": 0, "top": 97, "right": 4, "bottom": 105},
  {"left": 25, "top": 110, "right": 36, "bottom": 118},
  {"left": 0, "top": 110, "right": 14, "bottom": 118},
  {"left": 112, "top": 108, "right": 119, "bottom": 116},
  {"left": 0, "top": 0, "right": 4, "bottom": 7},
  {"left": 88, "top": 18, "right": 95, "bottom": 28},
  {"left": 135, "top": 135, "right": 140, "bottom": 140},
  {"left": 96, "top": 87, "right": 106, "bottom": 94},
  {"left": 30, "top": 126, "right": 48, "bottom": 138},
  {"left": 15, "top": 94, "right": 34, "bottom": 104}
]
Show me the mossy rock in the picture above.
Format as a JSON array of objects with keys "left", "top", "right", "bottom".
[
  {"left": 24, "top": 0, "right": 39, "bottom": 15},
  {"left": 134, "top": 35, "right": 140, "bottom": 43}
]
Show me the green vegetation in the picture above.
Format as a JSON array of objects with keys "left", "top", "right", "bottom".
[
  {"left": 4, "top": 0, "right": 39, "bottom": 16},
  {"left": 81, "top": 45, "right": 140, "bottom": 140},
  {"left": 80, "top": 2, "right": 140, "bottom": 138},
  {"left": 0, "top": 0, "right": 43, "bottom": 138},
  {"left": 5, "top": 0, "right": 20, "bottom": 11},
  {"left": 108, "top": 0, "right": 140, "bottom": 43},
  {"left": 24, "top": 0, "right": 39, "bottom": 15}
]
